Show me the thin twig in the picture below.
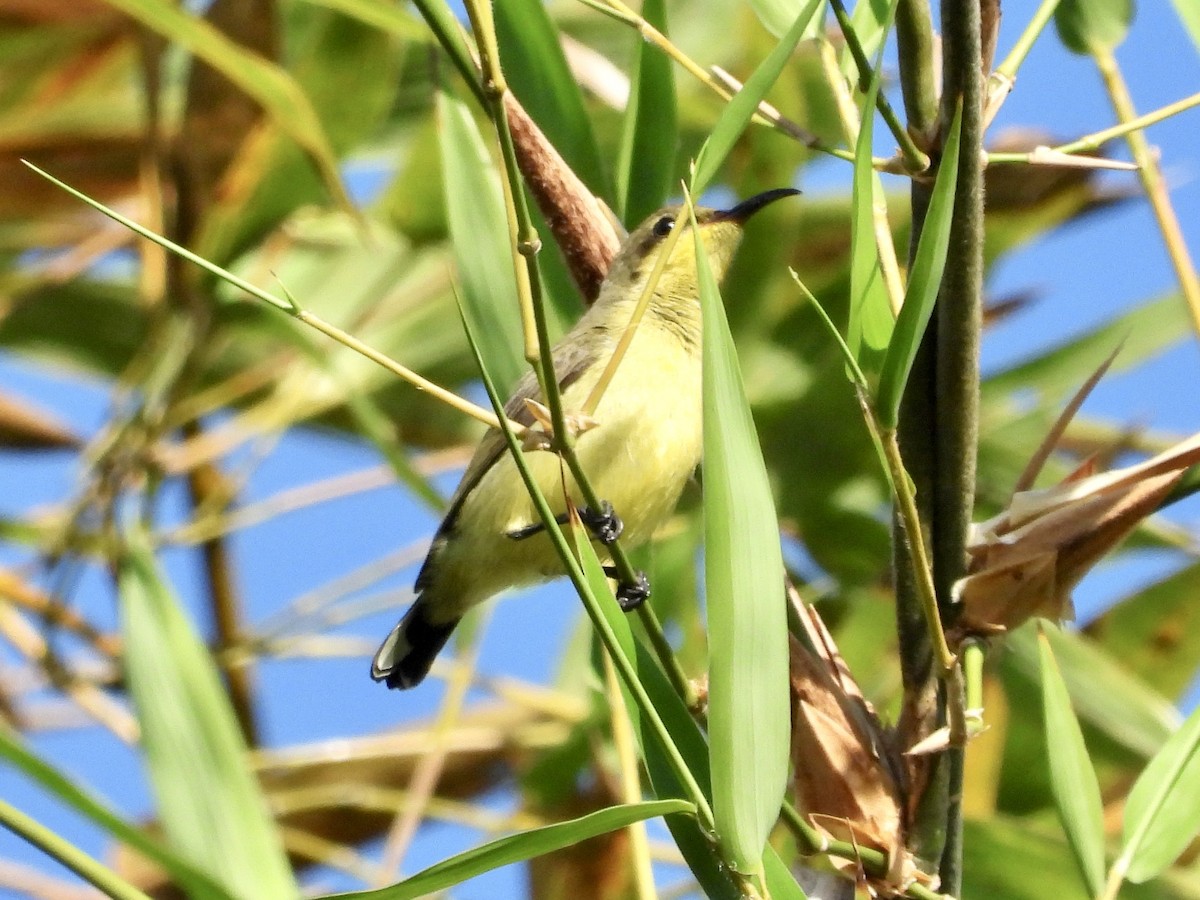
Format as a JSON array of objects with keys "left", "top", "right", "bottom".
[
  {"left": 604, "top": 654, "right": 657, "bottom": 900},
  {"left": 1095, "top": 53, "right": 1200, "bottom": 337},
  {"left": 375, "top": 611, "right": 490, "bottom": 883},
  {"left": 21, "top": 160, "right": 522, "bottom": 437},
  {"left": 983, "top": 0, "right": 1062, "bottom": 127},
  {"left": 829, "top": 0, "right": 931, "bottom": 173}
]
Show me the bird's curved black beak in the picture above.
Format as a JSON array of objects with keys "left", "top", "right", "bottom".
[{"left": 716, "top": 187, "right": 801, "bottom": 223}]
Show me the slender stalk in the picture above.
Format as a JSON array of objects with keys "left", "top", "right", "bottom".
[
  {"left": 577, "top": 0, "right": 853, "bottom": 160},
  {"left": 816, "top": 40, "right": 905, "bottom": 314},
  {"left": 183, "top": 442, "right": 259, "bottom": 746},
  {"left": 458, "top": 1, "right": 694, "bottom": 705},
  {"left": 461, "top": 0, "right": 547, "bottom": 384},
  {"left": 0, "top": 799, "right": 152, "bottom": 900},
  {"left": 634, "top": 602, "right": 695, "bottom": 709},
  {"left": 1096, "top": 51, "right": 1200, "bottom": 337},
  {"left": 828, "top": 0, "right": 931, "bottom": 174},
  {"left": 883, "top": 431, "right": 956, "bottom": 676},
  {"left": 928, "top": 2, "right": 986, "bottom": 893},
  {"left": 24, "top": 161, "right": 523, "bottom": 436},
  {"left": 779, "top": 801, "right": 956, "bottom": 899},
  {"left": 987, "top": 90, "right": 1200, "bottom": 167},
  {"left": 1053, "top": 89, "right": 1200, "bottom": 155},
  {"left": 604, "top": 654, "right": 657, "bottom": 900},
  {"left": 895, "top": 0, "right": 939, "bottom": 144},
  {"left": 375, "top": 613, "right": 487, "bottom": 883},
  {"left": 410, "top": 0, "right": 487, "bottom": 106},
  {"left": 983, "top": 0, "right": 1062, "bottom": 127}
]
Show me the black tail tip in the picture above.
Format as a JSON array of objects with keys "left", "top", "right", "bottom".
[{"left": 370, "top": 604, "right": 459, "bottom": 691}]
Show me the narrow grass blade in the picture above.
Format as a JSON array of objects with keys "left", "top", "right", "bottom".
[
  {"left": 616, "top": 0, "right": 676, "bottom": 226},
  {"left": 844, "top": 56, "right": 892, "bottom": 378},
  {"left": 691, "top": 0, "right": 824, "bottom": 195},
  {"left": 1038, "top": 625, "right": 1106, "bottom": 895},
  {"left": 438, "top": 90, "right": 526, "bottom": 394},
  {"left": 876, "top": 103, "right": 963, "bottom": 429},
  {"left": 1120, "top": 695, "right": 1200, "bottom": 882},
  {"left": 0, "top": 798, "right": 151, "bottom": 900},
  {"left": 118, "top": 529, "right": 296, "bottom": 900},
  {"left": 495, "top": 0, "right": 608, "bottom": 194},
  {"left": 0, "top": 731, "right": 233, "bottom": 899},
  {"left": 101, "top": 0, "right": 350, "bottom": 212},
  {"left": 695, "top": 216, "right": 789, "bottom": 876},
  {"left": 329, "top": 800, "right": 691, "bottom": 899}
]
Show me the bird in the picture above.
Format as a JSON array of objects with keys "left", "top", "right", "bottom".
[{"left": 371, "top": 188, "right": 800, "bottom": 689}]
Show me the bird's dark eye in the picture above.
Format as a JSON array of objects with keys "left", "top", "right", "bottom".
[{"left": 652, "top": 216, "right": 674, "bottom": 238}]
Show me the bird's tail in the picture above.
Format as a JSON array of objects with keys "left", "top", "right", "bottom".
[{"left": 370, "top": 599, "right": 459, "bottom": 690}]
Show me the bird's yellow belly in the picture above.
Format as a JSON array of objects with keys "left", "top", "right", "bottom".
[{"left": 433, "top": 328, "right": 701, "bottom": 613}]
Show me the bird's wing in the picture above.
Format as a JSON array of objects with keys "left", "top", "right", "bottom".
[{"left": 435, "top": 336, "right": 599, "bottom": 538}]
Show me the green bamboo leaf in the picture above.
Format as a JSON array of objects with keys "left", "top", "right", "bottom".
[
  {"left": 1168, "top": 0, "right": 1200, "bottom": 51},
  {"left": 695, "top": 214, "right": 789, "bottom": 876},
  {"left": 982, "top": 292, "right": 1186, "bottom": 404},
  {"left": 438, "top": 90, "right": 526, "bottom": 395},
  {"left": 0, "top": 731, "right": 233, "bottom": 900},
  {"left": 328, "top": 800, "right": 692, "bottom": 899},
  {"left": 616, "top": 0, "right": 676, "bottom": 226},
  {"left": 748, "top": 0, "right": 827, "bottom": 41},
  {"left": 118, "top": 530, "right": 296, "bottom": 900},
  {"left": 1087, "top": 561, "right": 1200, "bottom": 700},
  {"left": 1121, "top": 696, "right": 1200, "bottom": 882},
  {"left": 962, "top": 816, "right": 1199, "bottom": 900},
  {"left": 691, "top": 0, "right": 824, "bottom": 195},
  {"left": 876, "top": 104, "right": 963, "bottom": 428},
  {"left": 1038, "top": 625, "right": 1107, "bottom": 895},
  {"left": 1055, "top": 0, "right": 1135, "bottom": 55},
  {"left": 844, "top": 52, "right": 892, "bottom": 377},
  {"left": 1008, "top": 625, "right": 1177, "bottom": 760},
  {"left": 99, "top": 0, "right": 351, "bottom": 212},
  {"left": 494, "top": 0, "right": 608, "bottom": 195}
]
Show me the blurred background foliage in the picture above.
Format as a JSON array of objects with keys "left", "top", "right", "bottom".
[{"left": 1, "top": 0, "right": 1200, "bottom": 897}]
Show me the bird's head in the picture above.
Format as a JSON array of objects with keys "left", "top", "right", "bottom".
[{"left": 601, "top": 188, "right": 801, "bottom": 303}]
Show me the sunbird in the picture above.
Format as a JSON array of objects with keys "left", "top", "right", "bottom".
[{"left": 371, "top": 188, "right": 799, "bottom": 689}]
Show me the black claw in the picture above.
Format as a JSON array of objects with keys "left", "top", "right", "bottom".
[
  {"left": 580, "top": 501, "right": 623, "bottom": 545},
  {"left": 507, "top": 502, "right": 623, "bottom": 545},
  {"left": 605, "top": 569, "right": 650, "bottom": 611}
]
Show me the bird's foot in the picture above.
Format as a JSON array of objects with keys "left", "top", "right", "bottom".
[
  {"left": 506, "top": 502, "right": 624, "bottom": 545},
  {"left": 579, "top": 501, "right": 623, "bottom": 545},
  {"left": 604, "top": 567, "right": 651, "bottom": 611}
]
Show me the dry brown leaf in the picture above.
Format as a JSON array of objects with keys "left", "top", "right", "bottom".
[
  {"left": 790, "top": 606, "right": 906, "bottom": 874},
  {"left": 955, "top": 430, "right": 1200, "bottom": 636},
  {"left": 0, "top": 390, "right": 80, "bottom": 449},
  {"left": 506, "top": 95, "right": 622, "bottom": 304}
]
